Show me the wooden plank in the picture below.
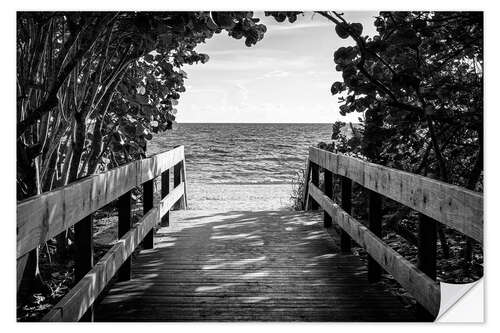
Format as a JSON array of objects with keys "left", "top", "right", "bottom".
[
  {"left": 309, "top": 162, "right": 319, "bottom": 210},
  {"left": 324, "top": 169, "right": 333, "bottom": 228},
  {"left": 309, "top": 147, "right": 483, "bottom": 243},
  {"left": 309, "top": 183, "right": 440, "bottom": 317},
  {"left": 17, "top": 146, "right": 185, "bottom": 259},
  {"left": 340, "top": 176, "right": 352, "bottom": 252},
  {"left": 143, "top": 179, "right": 154, "bottom": 249},
  {"left": 417, "top": 214, "right": 437, "bottom": 280},
  {"left": 16, "top": 162, "right": 136, "bottom": 259},
  {"left": 173, "top": 162, "right": 183, "bottom": 210},
  {"left": 42, "top": 207, "right": 160, "bottom": 322},
  {"left": 74, "top": 215, "right": 93, "bottom": 281},
  {"left": 138, "top": 146, "right": 184, "bottom": 184},
  {"left": 117, "top": 191, "right": 132, "bottom": 281},
  {"left": 96, "top": 209, "right": 416, "bottom": 322},
  {"left": 416, "top": 213, "right": 438, "bottom": 320},
  {"left": 301, "top": 159, "right": 311, "bottom": 210},
  {"left": 367, "top": 189, "right": 382, "bottom": 282},
  {"left": 181, "top": 159, "right": 188, "bottom": 209},
  {"left": 159, "top": 182, "right": 185, "bottom": 218},
  {"left": 161, "top": 170, "right": 170, "bottom": 226}
]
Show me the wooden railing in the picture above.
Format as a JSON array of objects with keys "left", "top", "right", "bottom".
[
  {"left": 303, "top": 147, "right": 483, "bottom": 318},
  {"left": 17, "top": 146, "right": 188, "bottom": 322}
]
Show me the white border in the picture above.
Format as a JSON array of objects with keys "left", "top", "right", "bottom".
[{"left": 2, "top": 0, "right": 497, "bottom": 331}]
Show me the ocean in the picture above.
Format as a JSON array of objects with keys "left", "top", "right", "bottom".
[{"left": 148, "top": 123, "right": 333, "bottom": 185}]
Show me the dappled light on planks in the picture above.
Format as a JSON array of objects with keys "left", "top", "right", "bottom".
[{"left": 95, "top": 210, "right": 416, "bottom": 322}]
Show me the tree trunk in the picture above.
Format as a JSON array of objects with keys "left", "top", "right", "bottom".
[
  {"left": 17, "top": 156, "right": 49, "bottom": 296},
  {"left": 67, "top": 113, "right": 87, "bottom": 184}
]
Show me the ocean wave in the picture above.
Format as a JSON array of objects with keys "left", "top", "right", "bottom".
[{"left": 150, "top": 123, "right": 332, "bottom": 184}]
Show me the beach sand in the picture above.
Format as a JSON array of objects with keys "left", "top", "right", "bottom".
[
  {"left": 186, "top": 183, "right": 295, "bottom": 211},
  {"left": 93, "top": 183, "right": 296, "bottom": 247}
]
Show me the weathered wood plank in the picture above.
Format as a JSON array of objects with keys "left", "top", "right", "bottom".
[
  {"left": 173, "top": 162, "right": 183, "bottom": 210},
  {"left": 301, "top": 159, "right": 311, "bottom": 210},
  {"left": 309, "top": 183, "right": 440, "bottom": 316},
  {"left": 309, "top": 147, "right": 483, "bottom": 243},
  {"left": 42, "top": 207, "right": 160, "bottom": 322},
  {"left": 309, "top": 162, "right": 319, "bottom": 210},
  {"left": 96, "top": 210, "right": 416, "bottom": 322},
  {"left": 159, "top": 183, "right": 185, "bottom": 218},
  {"left": 74, "top": 215, "right": 94, "bottom": 281},
  {"left": 323, "top": 169, "right": 333, "bottom": 228},
  {"left": 138, "top": 146, "right": 184, "bottom": 185},
  {"left": 143, "top": 179, "right": 154, "bottom": 249},
  {"left": 340, "top": 176, "right": 352, "bottom": 252},
  {"left": 416, "top": 214, "right": 438, "bottom": 320},
  {"left": 181, "top": 159, "right": 188, "bottom": 209},
  {"left": 367, "top": 189, "right": 382, "bottom": 282},
  {"left": 17, "top": 146, "right": 185, "bottom": 259},
  {"left": 117, "top": 191, "right": 132, "bottom": 281},
  {"left": 161, "top": 170, "right": 170, "bottom": 226}
]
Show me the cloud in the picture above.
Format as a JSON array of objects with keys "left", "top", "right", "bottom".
[
  {"left": 261, "top": 70, "right": 290, "bottom": 78},
  {"left": 269, "top": 21, "right": 332, "bottom": 32},
  {"left": 189, "top": 54, "right": 316, "bottom": 73}
]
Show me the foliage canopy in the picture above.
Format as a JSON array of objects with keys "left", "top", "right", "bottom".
[{"left": 17, "top": 12, "right": 267, "bottom": 199}]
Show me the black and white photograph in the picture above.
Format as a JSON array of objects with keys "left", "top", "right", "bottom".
[{"left": 9, "top": 3, "right": 490, "bottom": 324}]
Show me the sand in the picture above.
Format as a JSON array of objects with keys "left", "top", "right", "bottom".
[
  {"left": 185, "top": 183, "right": 295, "bottom": 211},
  {"left": 92, "top": 183, "right": 297, "bottom": 247}
]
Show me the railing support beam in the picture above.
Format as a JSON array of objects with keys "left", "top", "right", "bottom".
[
  {"left": 417, "top": 213, "right": 438, "bottom": 321},
  {"left": 340, "top": 176, "right": 352, "bottom": 253},
  {"left": 301, "top": 160, "right": 311, "bottom": 210},
  {"left": 117, "top": 191, "right": 132, "bottom": 281},
  {"left": 367, "top": 189, "right": 382, "bottom": 282},
  {"left": 161, "top": 169, "right": 170, "bottom": 226},
  {"left": 143, "top": 179, "right": 154, "bottom": 249},
  {"left": 74, "top": 214, "right": 94, "bottom": 321},
  {"left": 323, "top": 169, "right": 333, "bottom": 227},
  {"left": 309, "top": 162, "right": 319, "bottom": 210},
  {"left": 173, "top": 162, "right": 183, "bottom": 210}
]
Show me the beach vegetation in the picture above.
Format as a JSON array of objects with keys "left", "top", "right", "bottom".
[{"left": 277, "top": 11, "right": 483, "bottom": 287}]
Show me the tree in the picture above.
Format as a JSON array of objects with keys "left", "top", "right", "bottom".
[
  {"left": 268, "top": 11, "right": 483, "bottom": 268},
  {"left": 16, "top": 11, "right": 268, "bottom": 295},
  {"left": 323, "top": 11, "right": 483, "bottom": 263},
  {"left": 323, "top": 11, "right": 482, "bottom": 187},
  {"left": 17, "top": 11, "right": 268, "bottom": 197}
]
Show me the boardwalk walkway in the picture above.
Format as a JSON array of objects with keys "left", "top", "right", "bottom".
[
  {"left": 20, "top": 146, "right": 482, "bottom": 322},
  {"left": 95, "top": 210, "right": 416, "bottom": 321}
]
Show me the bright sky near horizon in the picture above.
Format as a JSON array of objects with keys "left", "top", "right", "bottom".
[{"left": 176, "top": 11, "right": 378, "bottom": 123}]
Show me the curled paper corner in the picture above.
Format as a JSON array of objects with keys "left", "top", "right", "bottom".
[{"left": 436, "top": 278, "right": 484, "bottom": 322}]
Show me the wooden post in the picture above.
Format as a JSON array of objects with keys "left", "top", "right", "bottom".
[
  {"left": 416, "top": 213, "right": 437, "bottom": 321},
  {"left": 301, "top": 160, "right": 311, "bottom": 210},
  {"left": 117, "top": 191, "right": 132, "bottom": 281},
  {"left": 173, "top": 162, "right": 182, "bottom": 210},
  {"left": 340, "top": 176, "right": 352, "bottom": 252},
  {"left": 74, "top": 214, "right": 94, "bottom": 321},
  {"left": 309, "top": 162, "right": 319, "bottom": 210},
  {"left": 367, "top": 189, "right": 382, "bottom": 282},
  {"left": 143, "top": 179, "right": 154, "bottom": 249},
  {"left": 323, "top": 169, "right": 333, "bottom": 227},
  {"left": 181, "top": 159, "right": 188, "bottom": 209},
  {"left": 161, "top": 169, "right": 170, "bottom": 226}
]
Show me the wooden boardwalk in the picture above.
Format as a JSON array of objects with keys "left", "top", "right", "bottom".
[
  {"left": 21, "top": 146, "right": 482, "bottom": 322},
  {"left": 95, "top": 210, "right": 416, "bottom": 322}
]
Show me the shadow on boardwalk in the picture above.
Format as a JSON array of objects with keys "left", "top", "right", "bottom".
[{"left": 95, "top": 210, "right": 417, "bottom": 321}]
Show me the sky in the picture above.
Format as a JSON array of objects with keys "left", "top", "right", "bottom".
[{"left": 176, "top": 11, "right": 378, "bottom": 123}]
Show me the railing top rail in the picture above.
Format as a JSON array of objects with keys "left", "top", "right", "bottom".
[
  {"left": 17, "top": 146, "right": 185, "bottom": 259},
  {"left": 308, "top": 146, "right": 483, "bottom": 243}
]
